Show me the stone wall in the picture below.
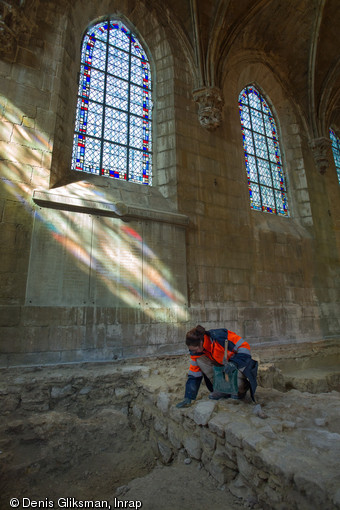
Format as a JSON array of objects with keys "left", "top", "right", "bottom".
[
  {"left": 1, "top": 352, "right": 340, "bottom": 509},
  {"left": 0, "top": 0, "right": 191, "bottom": 366}
]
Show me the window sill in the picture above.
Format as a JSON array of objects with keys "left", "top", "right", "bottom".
[{"left": 251, "top": 209, "right": 312, "bottom": 238}]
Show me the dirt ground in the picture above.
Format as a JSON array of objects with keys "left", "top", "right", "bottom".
[
  {"left": 1, "top": 345, "right": 340, "bottom": 510},
  {"left": 0, "top": 357, "right": 244, "bottom": 510},
  {"left": 1, "top": 414, "right": 243, "bottom": 510},
  {"left": 115, "top": 457, "right": 243, "bottom": 510}
]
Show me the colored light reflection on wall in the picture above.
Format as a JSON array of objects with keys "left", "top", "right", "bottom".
[{"left": 1, "top": 100, "right": 187, "bottom": 320}]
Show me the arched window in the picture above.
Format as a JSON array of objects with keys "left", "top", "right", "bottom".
[
  {"left": 71, "top": 19, "right": 152, "bottom": 184},
  {"left": 329, "top": 128, "right": 340, "bottom": 184},
  {"left": 238, "top": 85, "right": 289, "bottom": 216}
]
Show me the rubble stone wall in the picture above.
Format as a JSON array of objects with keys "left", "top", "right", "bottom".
[{"left": 1, "top": 349, "right": 340, "bottom": 510}]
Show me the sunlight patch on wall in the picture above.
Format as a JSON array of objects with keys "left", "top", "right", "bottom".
[{"left": 0, "top": 100, "right": 187, "bottom": 320}]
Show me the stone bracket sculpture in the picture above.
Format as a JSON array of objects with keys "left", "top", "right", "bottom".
[
  {"left": 309, "top": 136, "right": 332, "bottom": 175},
  {"left": 192, "top": 86, "right": 224, "bottom": 131}
]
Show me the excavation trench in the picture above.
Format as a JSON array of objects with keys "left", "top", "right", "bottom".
[{"left": 1, "top": 347, "right": 340, "bottom": 510}]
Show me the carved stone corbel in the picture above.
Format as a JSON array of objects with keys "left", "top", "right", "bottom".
[
  {"left": 0, "top": 0, "right": 33, "bottom": 56},
  {"left": 308, "top": 137, "right": 332, "bottom": 175},
  {"left": 192, "top": 86, "right": 224, "bottom": 131}
]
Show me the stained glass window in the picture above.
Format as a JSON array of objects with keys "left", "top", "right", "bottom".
[
  {"left": 238, "top": 85, "right": 289, "bottom": 216},
  {"left": 71, "top": 19, "right": 152, "bottom": 185},
  {"left": 329, "top": 128, "right": 340, "bottom": 184}
]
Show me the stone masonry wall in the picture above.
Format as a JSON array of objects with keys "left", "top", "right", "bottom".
[
  {"left": 0, "top": 0, "right": 191, "bottom": 366},
  {"left": 0, "top": 0, "right": 339, "bottom": 366}
]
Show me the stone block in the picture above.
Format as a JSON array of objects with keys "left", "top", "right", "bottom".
[
  {"left": 6, "top": 350, "right": 61, "bottom": 367},
  {"left": 1, "top": 141, "right": 43, "bottom": 166},
  {"left": 258, "top": 424, "right": 277, "bottom": 439},
  {"left": 236, "top": 451, "right": 257, "bottom": 480},
  {"left": 182, "top": 415, "right": 196, "bottom": 432},
  {"left": 21, "top": 390, "right": 50, "bottom": 412},
  {"left": 229, "top": 474, "right": 256, "bottom": 502},
  {"left": 208, "top": 455, "right": 237, "bottom": 485},
  {"left": 262, "top": 483, "right": 283, "bottom": 505},
  {"left": 50, "top": 384, "right": 73, "bottom": 399},
  {"left": 242, "top": 430, "right": 271, "bottom": 453},
  {"left": 11, "top": 124, "right": 47, "bottom": 151},
  {"left": 200, "top": 427, "right": 216, "bottom": 451},
  {"left": 16, "top": 47, "right": 41, "bottom": 69},
  {"left": 0, "top": 122, "right": 13, "bottom": 142},
  {"left": 201, "top": 450, "right": 213, "bottom": 467},
  {"left": 0, "top": 392, "right": 21, "bottom": 413},
  {"left": 157, "top": 440, "right": 173, "bottom": 465},
  {"left": 157, "top": 391, "right": 170, "bottom": 414},
  {"left": 188, "top": 400, "right": 216, "bottom": 426},
  {"left": 225, "top": 421, "right": 253, "bottom": 449},
  {"left": 208, "top": 412, "right": 233, "bottom": 437},
  {"left": 0, "top": 306, "right": 21, "bottom": 326},
  {"left": 169, "top": 406, "right": 184, "bottom": 424},
  {"left": 153, "top": 416, "right": 168, "bottom": 438},
  {"left": 183, "top": 436, "right": 202, "bottom": 460},
  {"left": 168, "top": 422, "right": 183, "bottom": 449}
]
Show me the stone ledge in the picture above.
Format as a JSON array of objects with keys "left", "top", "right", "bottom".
[{"left": 32, "top": 189, "right": 189, "bottom": 227}]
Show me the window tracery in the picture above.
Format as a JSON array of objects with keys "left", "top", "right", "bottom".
[
  {"left": 239, "top": 85, "right": 289, "bottom": 216},
  {"left": 71, "top": 19, "right": 152, "bottom": 184}
]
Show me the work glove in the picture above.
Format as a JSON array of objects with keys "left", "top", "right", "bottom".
[{"left": 176, "top": 397, "right": 192, "bottom": 408}]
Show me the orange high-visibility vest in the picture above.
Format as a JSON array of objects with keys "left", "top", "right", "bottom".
[{"left": 188, "top": 329, "right": 250, "bottom": 377}]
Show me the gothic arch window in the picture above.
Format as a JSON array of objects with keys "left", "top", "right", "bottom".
[
  {"left": 71, "top": 19, "right": 152, "bottom": 184},
  {"left": 329, "top": 128, "right": 340, "bottom": 184},
  {"left": 238, "top": 85, "right": 289, "bottom": 216}
]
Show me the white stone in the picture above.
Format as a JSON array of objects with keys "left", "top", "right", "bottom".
[
  {"left": 157, "top": 391, "right": 170, "bottom": 414},
  {"left": 50, "top": 385, "right": 72, "bottom": 399},
  {"left": 191, "top": 400, "right": 216, "bottom": 426}
]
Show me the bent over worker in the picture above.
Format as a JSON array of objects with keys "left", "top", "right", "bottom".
[{"left": 176, "top": 325, "right": 258, "bottom": 408}]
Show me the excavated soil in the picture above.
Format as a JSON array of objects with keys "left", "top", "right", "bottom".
[
  {"left": 1, "top": 341, "right": 340, "bottom": 510},
  {"left": 0, "top": 357, "right": 242, "bottom": 510}
]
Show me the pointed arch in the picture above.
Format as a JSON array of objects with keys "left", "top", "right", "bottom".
[
  {"left": 238, "top": 84, "right": 289, "bottom": 216},
  {"left": 71, "top": 18, "right": 152, "bottom": 184}
]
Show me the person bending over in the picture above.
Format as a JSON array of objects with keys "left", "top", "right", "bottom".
[{"left": 176, "top": 325, "right": 258, "bottom": 408}]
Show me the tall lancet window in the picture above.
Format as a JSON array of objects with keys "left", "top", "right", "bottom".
[
  {"left": 72, "top": 19, "right": 152, "bottom": 184},
  {"left": 239, "top": 85, "right": 289, "bottom": 216},
  {"left": 329, "top": 128, "right": 340, "bottom": 184}
]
